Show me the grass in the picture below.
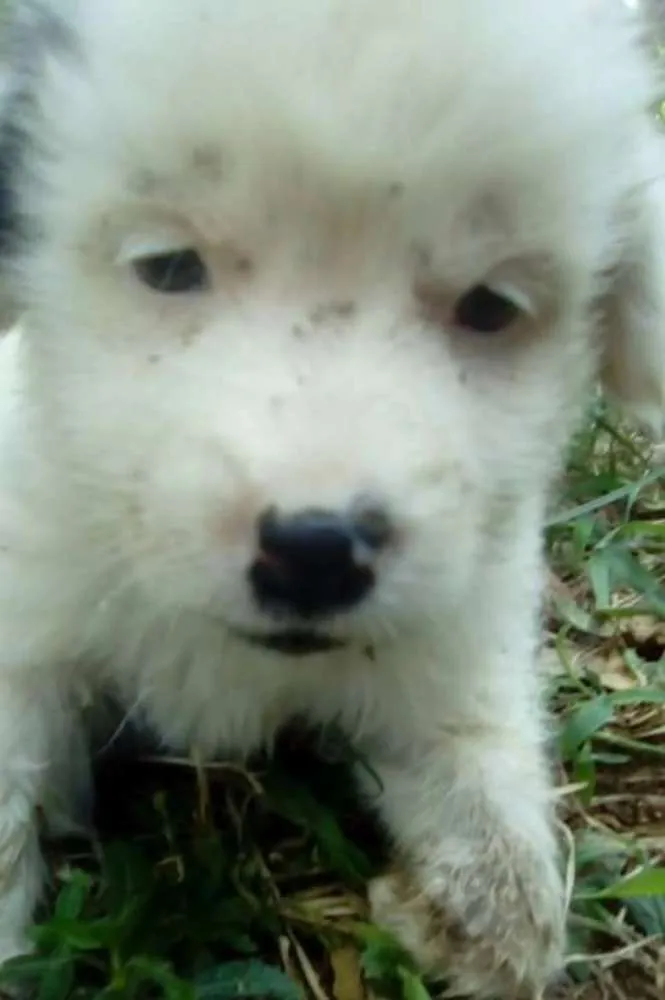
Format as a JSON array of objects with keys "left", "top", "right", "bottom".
[{"left": 0, "top": 399, "right": 663, "bottom": 1000}]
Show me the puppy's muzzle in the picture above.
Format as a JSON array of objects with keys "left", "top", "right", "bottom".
[{"left": 248, "top": 502, "right": 391, "bottom": 620}]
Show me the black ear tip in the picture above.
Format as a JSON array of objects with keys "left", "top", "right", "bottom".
[
  {"left": 0, "top": 79, "right": 23, "bottom": 258},
  {"left": 0, "top": 160, "right": 17, "bottom": 257},
  {"left": 0, "top": 122, "right": 22, "bottom": 324}
]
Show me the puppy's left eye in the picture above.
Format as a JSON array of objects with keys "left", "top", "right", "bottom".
[
  {"left": 453, "top": 284, "right": 520, "bottom": 334},
  {"left": 133, "top": 249, "right": 209, "bottom": 293}
]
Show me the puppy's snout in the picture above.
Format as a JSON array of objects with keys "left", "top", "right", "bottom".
[{"left": 249, "top": 503, "right": 390, "bottom": 618}]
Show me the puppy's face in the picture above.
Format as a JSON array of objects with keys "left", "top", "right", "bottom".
[{"left": 12, "top": 0, "right": 661, "bottom": 650}]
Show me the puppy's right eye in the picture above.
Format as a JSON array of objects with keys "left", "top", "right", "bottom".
[
  {"left": 453, "top": 284, "right": 520, "bottom": 334},
  {"left": 133, "top": 249, "right": 209, "bottom": 293}
]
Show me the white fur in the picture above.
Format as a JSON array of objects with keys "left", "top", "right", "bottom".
[{"left": 0, "top": 0, "right": 663, "bottom": 994}]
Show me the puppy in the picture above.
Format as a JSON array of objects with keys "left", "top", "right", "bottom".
[{"left": 0, "top": 1, "right": 663, "bottom": 996}]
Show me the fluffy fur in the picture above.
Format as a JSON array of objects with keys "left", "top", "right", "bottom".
[{"left": 0, "top": 1, "right": 663, "bottom": 995}]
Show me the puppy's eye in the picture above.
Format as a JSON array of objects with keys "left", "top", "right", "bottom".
[
  {"left": 453, "top": 284, "right": 520, "bottom": 334},
  {"left": 133, "top": 249, "right": 208, "bottom": 293}
]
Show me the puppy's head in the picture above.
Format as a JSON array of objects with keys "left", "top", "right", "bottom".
[{"left": 6, "top": 0, "right": 665, "bottom": 653}]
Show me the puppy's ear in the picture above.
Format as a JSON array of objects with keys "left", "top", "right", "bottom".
[
  {"left": 0, "top": 113, "right": 20, "bottom": 258},
  {"left": 0, "top": 3, "right": 82, "bottom": 329},
  {"left": 599, "top": 164, "right": 665, "bottom": 438},
  {"left": 0, "top": 117, "right": 21, "bottom": 329},
  {"left": 0, "top": 95, "right": 24, "bottom": 330}
]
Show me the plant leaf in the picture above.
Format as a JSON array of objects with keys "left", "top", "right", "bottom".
[{"left": 194, "top": 960, "right": 302, "bottom": 1000}]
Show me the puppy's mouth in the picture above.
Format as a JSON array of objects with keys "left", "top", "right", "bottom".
[{"left": 238, "top": 628, "right": 345, "bottom": 657}]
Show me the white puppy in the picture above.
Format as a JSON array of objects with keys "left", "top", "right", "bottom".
[{"left": 0, "top": 1, "right": 663, "bottom": 996}]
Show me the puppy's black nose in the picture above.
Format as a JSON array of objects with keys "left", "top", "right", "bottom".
[{"left": 249, "top": 505, "right": 389, "bottom": 618}]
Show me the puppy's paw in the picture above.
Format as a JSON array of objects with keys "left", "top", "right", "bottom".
[{"left": 368, "top": 845, "right": 566, "bottom": 999}]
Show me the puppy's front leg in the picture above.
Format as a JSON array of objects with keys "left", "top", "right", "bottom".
[
  {"left": 0, "top": 673, "right": 80, "bottom": 967},
  {"left": 365, "top": 680, "right": 566, "bottom": 998}
]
